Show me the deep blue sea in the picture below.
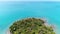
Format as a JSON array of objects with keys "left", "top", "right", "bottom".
[{"left": 0, "top": 1, "right": 60, "bottom": 34}]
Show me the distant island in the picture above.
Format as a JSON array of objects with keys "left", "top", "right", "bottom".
[{"left": 9, "top": 18, "right": 55, "bottom": 34}]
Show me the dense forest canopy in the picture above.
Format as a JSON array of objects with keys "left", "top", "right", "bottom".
[{"left": 10, "top": 18, "right": 55, "bottom": 34}]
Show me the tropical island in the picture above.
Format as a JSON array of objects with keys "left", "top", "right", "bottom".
[{"left": 9, "top": 18, "right": 55, "bottom": 34}]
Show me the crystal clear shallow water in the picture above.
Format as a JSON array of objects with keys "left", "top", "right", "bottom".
[{"left": 0, "top": 1, "right": 60, "bottom": 34}]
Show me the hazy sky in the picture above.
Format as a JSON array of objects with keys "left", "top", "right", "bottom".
[{"left": 0, "top": 0, "right": 60, "bottom": 1}]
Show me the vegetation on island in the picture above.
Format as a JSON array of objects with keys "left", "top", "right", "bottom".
[{"left": 10, "top": 18, "right": 55, "bottom": 34}]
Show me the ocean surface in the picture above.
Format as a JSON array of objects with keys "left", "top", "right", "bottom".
[{"left": 0, "top": 1, "right": 60, "bottom": 34}]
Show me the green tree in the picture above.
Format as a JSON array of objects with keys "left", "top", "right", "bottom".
[{"left": 10, "top": 18, "right": 55, "bottom": 34}]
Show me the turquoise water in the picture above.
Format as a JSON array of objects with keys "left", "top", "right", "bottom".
[{"left": 0, "top": 1, "right": 60, "bottom": 34}]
